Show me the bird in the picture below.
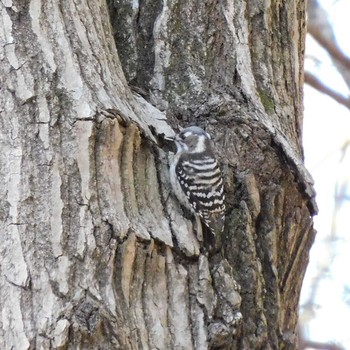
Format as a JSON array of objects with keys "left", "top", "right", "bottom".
[{"left": 169, "top": 126, "right": 225, "bottom": 248}]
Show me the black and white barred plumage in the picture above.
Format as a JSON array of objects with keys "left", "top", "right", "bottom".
[{"left": 169, "top": 126, "right": 225, "bottom": 237}]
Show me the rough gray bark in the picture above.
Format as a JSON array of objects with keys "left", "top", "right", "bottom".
[{"left": 0, "top": 0, "right": 315, "bottom": 349}]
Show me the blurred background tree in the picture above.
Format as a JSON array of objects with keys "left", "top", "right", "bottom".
[{"left": 300, "top": 0, "right": 350, "bottom": 349}]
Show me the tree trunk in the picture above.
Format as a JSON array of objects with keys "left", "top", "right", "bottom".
[{"left": 0, "top": 0, "right": 316, "bottom": 349}]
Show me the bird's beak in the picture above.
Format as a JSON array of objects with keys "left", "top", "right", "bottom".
[{"left": 164, "top": 135, "right": 175, "bottom": 141}]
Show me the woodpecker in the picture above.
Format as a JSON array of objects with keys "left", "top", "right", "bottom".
[{"left": 169, "top": 126, "right": 225, "bottom": 244}]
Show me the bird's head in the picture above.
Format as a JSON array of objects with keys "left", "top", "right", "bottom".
[{"left": 174, "top": 126, "right": 211, "bottom": 154}]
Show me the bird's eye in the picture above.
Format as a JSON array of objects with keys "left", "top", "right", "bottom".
[{"left": 181, "top": 131, "right": 192, "bottom": 139}]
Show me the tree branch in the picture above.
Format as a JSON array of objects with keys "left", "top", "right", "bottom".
[
  {"left": 304, "top": 72, "right": 350, "bottom": 110},
  {"left": 307, "top": 0, "right": 350, "bottom": 92},
  {"left": 302, "top": 340, "right": 345, "bottom": 350},
  {"left": 308, "top": 26, "right": 350, "bottom": 71}
]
